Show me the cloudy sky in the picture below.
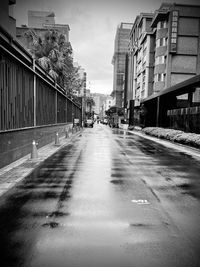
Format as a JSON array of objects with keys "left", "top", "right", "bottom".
[{"left": 15, "top": 0, "right": 199, "bottom": 95}]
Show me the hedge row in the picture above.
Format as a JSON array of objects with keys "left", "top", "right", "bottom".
[{"left": 142, "top": 127, "right": 200, "bottom": 149}]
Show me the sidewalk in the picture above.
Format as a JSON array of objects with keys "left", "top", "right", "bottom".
[
  {"left": 0, "top": 129, "right": 82, "bottom": 198},
  {"left": 127, "top": 128, "right": 200, "bottom": 159}
]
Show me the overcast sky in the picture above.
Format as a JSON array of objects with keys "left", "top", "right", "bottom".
[{"left": 15, "top": 0, "right": 200, "bottom": 95}]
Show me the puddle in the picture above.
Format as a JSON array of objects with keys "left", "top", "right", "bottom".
[
  {"left": 110, "top": 179, "right": 124, "bottom": 185},
  {"left": 129, "top": 223, "right": 154, "bottom": 228},
  {"left": 59, "top": 193, "right": 71, "bottom": 201},
  {"left": 111, "top": 173, "right": 123, "bottom": 178},
  {"left": 177, "top": 183, "right": 192, "bottom": 189},
  {"left": 42, "top": 221, "right": 59, "bottom": 228},
  {"left": 47, "top": 211, "right": 70, "bottom": 218}
]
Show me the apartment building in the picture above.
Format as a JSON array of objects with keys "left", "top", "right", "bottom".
[
  {"left": 127, "top": 3, "right": 200, "bottom": 126},
  {"left": 128, "top": 13, "right": 154, "bottom": 108},
  {"left": 152, "top": 3, "right": 200, "bottom": 92},
  {"left": 112, "top": 22, "right": 133, "bottom": 108}
]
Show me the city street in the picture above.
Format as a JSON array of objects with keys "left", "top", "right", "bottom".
[{"left": 0, "top": 124, "right": 200, "bottom": 267}]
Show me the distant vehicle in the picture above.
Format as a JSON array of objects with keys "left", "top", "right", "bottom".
[
  {"left": 84, "top": 119, "right": 94, "bottom": 128},
  {"left": 108, "top": 114, "right": 120, "bottom": 128}
]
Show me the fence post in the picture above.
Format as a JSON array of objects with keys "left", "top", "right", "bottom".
[
  {"left": 55, "top": 86, "right": 57, "bottom": 124},
  {"left": 156, "top": 96, "right": 160, "bottom": 127},
  {"left": 33, "top": 58, "right": 36, "bottom": 127}
]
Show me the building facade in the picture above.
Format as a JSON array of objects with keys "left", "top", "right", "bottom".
[
  {"left": 28, "top": 10, "right": 55, "bottom": 28},
  {"left": 91, "top": 93, "right": 111, "bottom": 116},
  {"left": 128, "top": 13, "right": 154, "bottom": 124},
  {"left": 0, "top": 0, "right": 16, "bottom": 36},
  {"left": 151, "top": 3, "right": 200, "bottom": 92},
  {"left": 112, "top": 22, "right": 133, "bottom": 108},
  {"left": 127, "top": 3, "right": 200, "bottom": 127}
]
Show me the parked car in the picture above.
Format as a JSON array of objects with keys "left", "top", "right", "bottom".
[{"left": 84, "top": 119, "right": 94, "bottom": 128}]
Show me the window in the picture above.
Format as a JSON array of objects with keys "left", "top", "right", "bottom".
[
  {"left": 156, "top": 38, "right": 167, "bottom": 47},
  {"left": 117, "top": 73, "right": 124, "bottom": 85},
  {"left": 158, "top": 74, "right": 163, "bottom": 81},
  {"left": 155, "top": 56, "right": 165, "bottom": 65},
  {"left": 142, "top": 70, "right": 146, "bottom": 82},
  {"left": 155, "top": 73, "right": 165, "bottom": 82},
  {"left": 160, "top": 21, "right": 165, "bottom": 28},
  {"left": 158, "top": 20, "right": 167, "bottom": 29}
]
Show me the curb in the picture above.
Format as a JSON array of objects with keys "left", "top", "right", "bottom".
[{"left": 126, "top": 129, "right": 200, "bottom": 159}]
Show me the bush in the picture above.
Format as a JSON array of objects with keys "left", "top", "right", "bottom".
[{"left": 142, "top": 127, "right": 200, "bottom": 149}]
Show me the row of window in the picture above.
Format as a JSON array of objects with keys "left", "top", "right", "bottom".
[{"left": 136, "top": 73, "right": 165, "bottom": 88}]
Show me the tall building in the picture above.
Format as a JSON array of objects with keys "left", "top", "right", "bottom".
[
  {"left": 91, "top": 93, "right": 108, "bottom": 115},
  {"left": 105, "top": 96, "right": 114, "bottom": 111},
  {"left": 128, "top": 13, "right": 154, "bottom": 109},
  {"left": 112, "top": 22, "right": 133, "bottom": 108}
]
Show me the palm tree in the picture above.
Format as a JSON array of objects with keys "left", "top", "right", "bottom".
[{"left": 26, "top": 29, "right": 82, "bottom": 97}]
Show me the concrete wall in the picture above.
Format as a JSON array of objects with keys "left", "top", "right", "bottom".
[{"left": 0, "top": 123, "right": 73, "bottom": 169}]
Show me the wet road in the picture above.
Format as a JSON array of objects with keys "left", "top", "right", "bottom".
[{"left": 1, "top": 124, "right": 200, "bottom": 267}]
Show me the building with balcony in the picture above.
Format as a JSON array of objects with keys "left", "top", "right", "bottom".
[
  {"left": 151, "top": 3, "right": 200, "bottom": 93},
  {"left": 127, "top": 3, "right": 200, "bottom": 128},
  {"left": 128, "top": 13, "right": 154, "bottom": 106},
  {"left": 127, "top": 13, "right": 154, "bottom": 124}
]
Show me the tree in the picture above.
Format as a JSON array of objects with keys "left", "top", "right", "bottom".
[{"left": 25, "top": 29, "right": 83, "bottom": 96}]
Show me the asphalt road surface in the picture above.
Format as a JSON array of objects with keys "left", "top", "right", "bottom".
[{"left": 0, "top": 124, "right": 200, "bottom": 267}]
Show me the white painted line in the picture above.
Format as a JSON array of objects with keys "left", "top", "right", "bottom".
[{"left": 131, "top": 199, "right": 150, "bottom": 205}]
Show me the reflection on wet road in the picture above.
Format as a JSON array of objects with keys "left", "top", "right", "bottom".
[{"left": 0, "top": 124, "right": 200, "bottom": 267}]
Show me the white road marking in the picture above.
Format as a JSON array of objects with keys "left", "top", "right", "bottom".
[{"left": 131, "top": 199, "right": 150, "bottom": 205}]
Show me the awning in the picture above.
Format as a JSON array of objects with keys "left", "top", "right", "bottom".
[{"left": 142, "top": 74, "right": 200, "bottom": 103}]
